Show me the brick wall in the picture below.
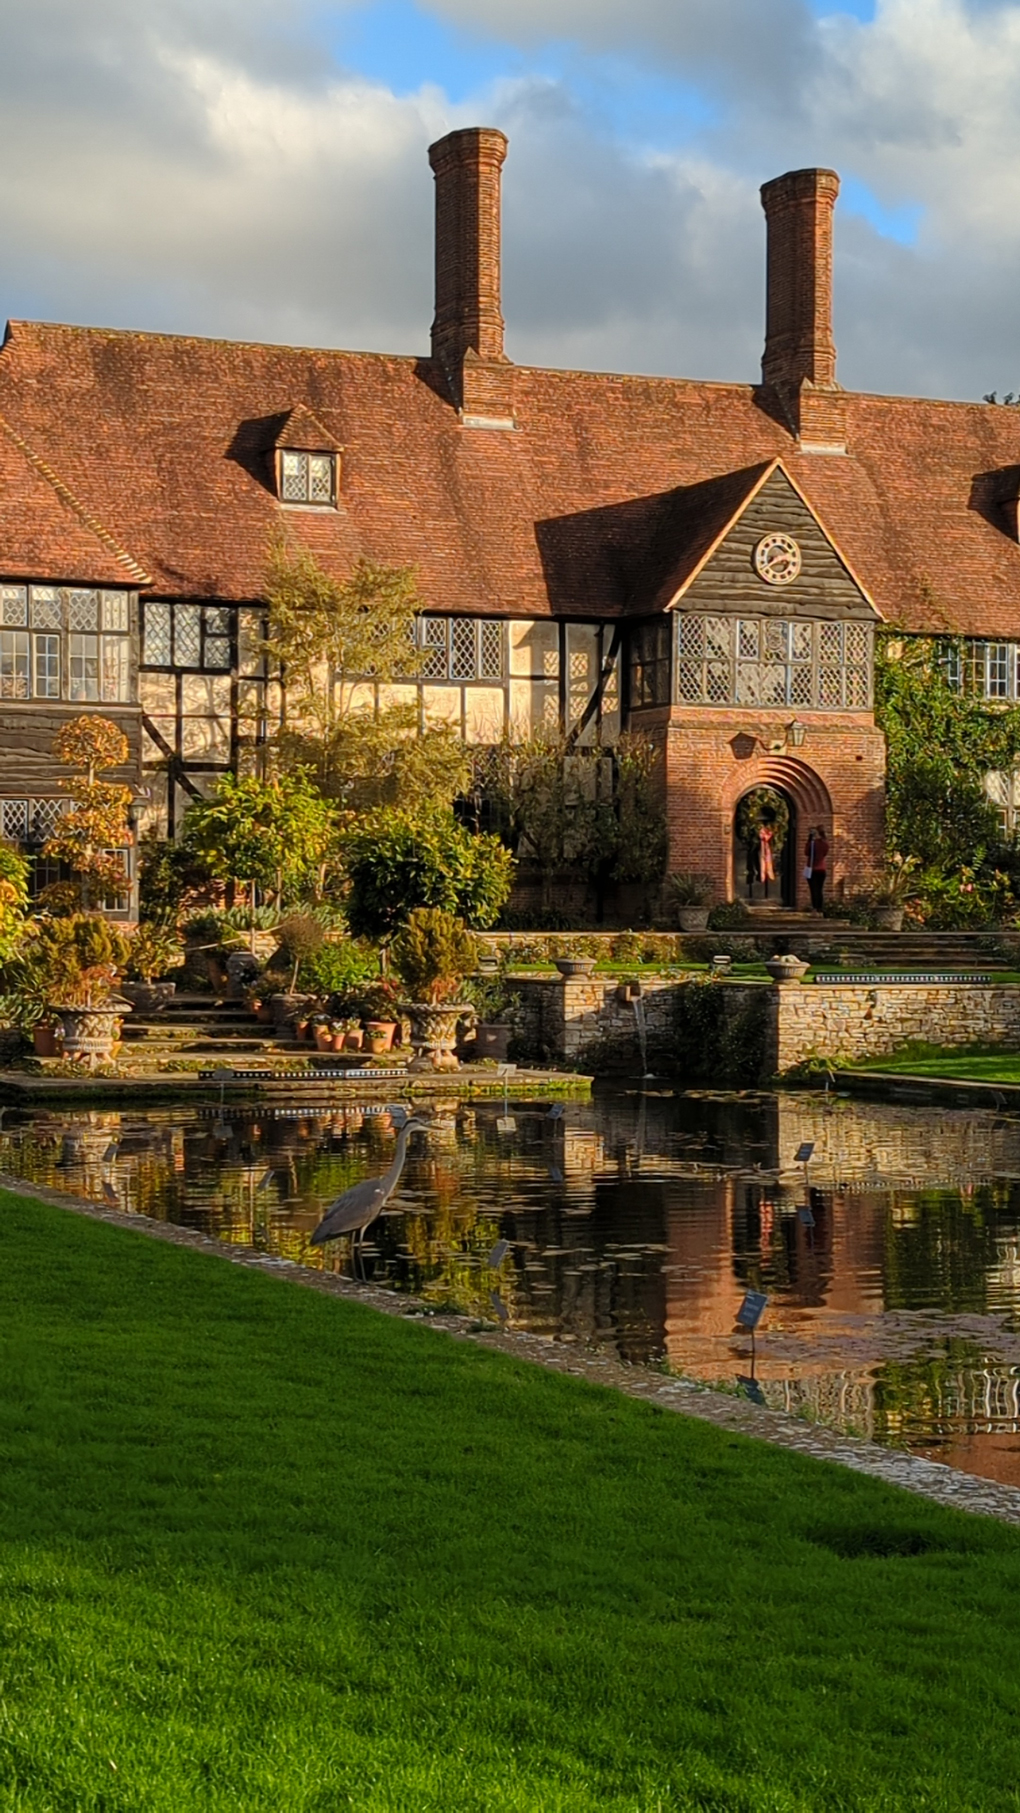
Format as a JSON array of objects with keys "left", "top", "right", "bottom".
[{"left": 656, "top": 708, "right": 885, "bottom": 908}]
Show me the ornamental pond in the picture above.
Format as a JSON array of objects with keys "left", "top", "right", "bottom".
[{"left": 7, "top": 1086, "right": 1020, "bottom": 1487}]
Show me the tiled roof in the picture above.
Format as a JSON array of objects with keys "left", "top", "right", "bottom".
[{"left": 1, "top": 317, "right": 1019, "bottom": 635}]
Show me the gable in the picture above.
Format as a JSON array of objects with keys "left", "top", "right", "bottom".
[{"left": 664, "top": 466, "right": 878, "bottom": 622}]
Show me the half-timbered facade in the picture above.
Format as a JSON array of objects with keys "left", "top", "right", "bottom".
[{"left": 2, "top": 131, "right": 1020, "bottom": 906}]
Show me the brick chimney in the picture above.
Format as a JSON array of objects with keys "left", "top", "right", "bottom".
[
  {"left": 428, "top": 126, "right": 514, "bottom": 425},
  {"left": 760, "top": 167, "right": 846, "bottom": 452}
]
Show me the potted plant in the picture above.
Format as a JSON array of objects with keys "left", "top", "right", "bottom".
[
  {"left": 668, "top": 872, "right": 714, "bottom": 932},
  {"left": 343, "top": 1018, "right": 364, "bottom": 1051},
  {"left": 461, "top": 973, "right": 517, "bottom": 1063},
  {"left": 871, "top": 854, "right": 919, "bottom": 931},
  {"left": 267, "top": 914, "right": 324, "bottom": 1033},
  {"left": 37, "top": 915, "right": 132, "bottom": 1067},
  {"left": 391, "top": 907, "right": 476, "bottom": 1071},
  {"left": 312, "top": 1013, "right": 335, "bottom": 1052},
  {"left": 122, "top": 923, "right": 181, "bottom": 1012},
  {"left": 358, "top": 980, "right": 401, "bottom": 1053}
]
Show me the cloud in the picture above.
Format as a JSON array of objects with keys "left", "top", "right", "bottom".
[{"left": 0, "top": 0, "right": 1019, "bottom": 400}]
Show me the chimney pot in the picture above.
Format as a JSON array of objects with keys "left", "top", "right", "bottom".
[
  {"left": 428, "top": 126, "right": 514, "bottom": 421},
  {"left": 760, "top": 168, "right": 845, "bottom": 449}
]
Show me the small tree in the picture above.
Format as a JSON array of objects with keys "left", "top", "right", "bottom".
[
  {"left": 42, "top": 716, "right": 133, "bottom": 911},
  {"left": 264, "top": 538, "right": 470, "bottom": 813},
  {"left": 344, "top": 808, "right": 513, "bottom": 945},
  {"left": 181, "top": 771, "right": 336, "bottom": 944},
  {"left": 273, "top": 914, "right": 325, "bottom": 992},
  {"left": 0, "top": 844, "right": 30, "bottom": 962}
]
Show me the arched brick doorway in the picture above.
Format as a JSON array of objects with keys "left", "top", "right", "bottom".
[{"left": 723, "top": 758, "right": 832, "bottom": 910}]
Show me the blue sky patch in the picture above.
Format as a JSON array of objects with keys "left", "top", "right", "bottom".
[{"left": 840, "top": 175, "right": 923, "bottom": 245}]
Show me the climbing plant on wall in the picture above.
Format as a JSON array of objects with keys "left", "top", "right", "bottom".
[{"left": 875, "top": 635, "right": 1020, "bottom": 872}]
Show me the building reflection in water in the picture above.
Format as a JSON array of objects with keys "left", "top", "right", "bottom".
[{"left": 6, "top": 1090, "right": 1020, "bottom": 1485}]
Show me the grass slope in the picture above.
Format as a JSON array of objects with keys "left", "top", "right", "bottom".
[
  {"left": 2, "top": 1192, "right": 1020, "bottom": 1811},
  {"left": 850, "top": 1041, "right": 1020, "bottom": 1083}
]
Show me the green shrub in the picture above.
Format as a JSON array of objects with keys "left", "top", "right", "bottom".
[
  {"left": 299, "top": 939, "right": 379, "bottom": 1000},
  {"left": 707, "top": 900, "right": 750, "bottom": 931},
  {"left": 344, "top": 809, "right": 513, "bottom": 944},
  {"left": 391, "top": 908, "right": 476, "bottom": 1004}
]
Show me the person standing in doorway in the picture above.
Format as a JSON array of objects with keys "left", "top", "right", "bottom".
[{"left": 805, "top": 825, "right": 829, "bottom": 913}]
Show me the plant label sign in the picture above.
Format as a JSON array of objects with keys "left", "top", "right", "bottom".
[{"left": 736, "top": 1290, "right": 768, "bottom": 1331}]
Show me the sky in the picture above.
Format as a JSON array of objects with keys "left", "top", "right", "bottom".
[{"left": 0, "top": 0, "right": 1018, "bottom": 399}]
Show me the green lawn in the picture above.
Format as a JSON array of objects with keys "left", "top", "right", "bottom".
[
  {"left": 4, "top": 1193, "right": 1020, "bottom": 1810},
  {"left": 850, "top": 1041, "right": 1020, "bottom": 1083}
]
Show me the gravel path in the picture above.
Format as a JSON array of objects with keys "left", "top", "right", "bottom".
[{"left": 7, "top": 1169, "right": 1020, "bottom": 1529}]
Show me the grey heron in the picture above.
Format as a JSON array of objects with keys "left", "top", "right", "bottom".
[{"left": 309, "top": 1116, "right": 427, "bottom": 1278}]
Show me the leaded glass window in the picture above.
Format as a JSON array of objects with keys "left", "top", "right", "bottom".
[
  {"left": 102, "top": 592, "right": 129, "bottom": 633},
  {"left": 0, "top": 587, "right": 27, "bottom": 627},
  {"left": 69, "top": 633, "right": 99, "bottom": 701},
  {"left": 34, "top": 634, "right": 60, "bottom": 699},
  {"left": 30, "top": 588, "right": 61, "bottom": 629},
  {"left": 68, "top": 589, "right": 99, "bottom": 631},
  {"left": 480, "top": 620, "right": 503, "bottom": 680},
  {"left": 279, "top": 450, "right": 336, "bottom": 506},
  {"left": 0, "top": 632, "right": 29, "bottom": 699},
  {"left": 673, "top": 613, "right": 873, "bottom": 710},
  {"left": 451, "top": 618, "right": 476, "bottom": 680},
  {"left": 101, "top": 637, "right": 130, "bottom": 703},
  {"left": 174, "top": 605, "right": 201, "bottom": 668},
  {"left": 0, "top": 800, "right": 27, "bottom": 840},
  {"left": 418, "top": 617, "right": 505, "bottom": 681},
  {"left": 144, "top": 601, "right": 172, "bottom": 666}
]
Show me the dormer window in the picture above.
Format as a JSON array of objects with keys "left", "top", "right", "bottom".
[{"left": 279, "top": 449, "right": 336, "bottom": 507}]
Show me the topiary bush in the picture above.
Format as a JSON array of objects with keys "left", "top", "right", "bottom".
[{"left": 391, "top": 908, "right": 476, "bottom": 1005}]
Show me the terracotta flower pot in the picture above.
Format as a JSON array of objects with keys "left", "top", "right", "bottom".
[
  {"left": 33, "top": 1023, "right": 60, "bottom": 1058},
  {"left": 332, "top": 1032, "right": 346, "bottom": 1052},
  {"left": 365, "top": 1020, "right": 397, "bottom": 1052},
  {"left": 344, "top": 1029, "right": 364, "bottom": 1051},
  {"left": 314, "top": 1026, "right": 334, "bottom": 1052}
]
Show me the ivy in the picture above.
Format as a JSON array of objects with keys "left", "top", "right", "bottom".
[{"left": 876, "top": 635, "right": 1020, "bottom": 873}]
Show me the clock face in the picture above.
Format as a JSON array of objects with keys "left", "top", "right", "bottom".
[{"left": 754, "top": 532, "right": 802, "bottom": 586}]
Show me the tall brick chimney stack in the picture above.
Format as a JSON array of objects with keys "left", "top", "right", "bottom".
[
  {"left": 428, "top": 126, "right": 515, "bottom": 424},
  {"left": 760, "top": 168, "right": 846, "bottom": 452}
]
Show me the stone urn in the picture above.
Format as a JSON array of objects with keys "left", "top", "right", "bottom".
[
  {"left": 56, "top": 1001, "right": 130, "bottom": 1067},
  {"left": 403, "top": 1002, "right": 468, "bottom": 1071},
  {"left": 764, "top": 955, "right": 810, "bottom": 986},
  {"left": 554, "top": 957, "right": 596, "bottom": 979},
  {"left": 226, "top": 949, "right": 261, "bottom": 997},
  {"left": 873, "top": 905, "right": 905, "bottom": 931},
  {"left": 677, "top": 907, "right": 710, "bottom": 932}
]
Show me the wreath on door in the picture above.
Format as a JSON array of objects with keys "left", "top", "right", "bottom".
[{"left": 736, "top": 787, "right": 790, "bottom": 853}]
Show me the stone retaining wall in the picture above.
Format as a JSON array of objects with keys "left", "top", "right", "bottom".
[
  {"left": 773, "top": 981, "right": 1020, "bottom": 1072},
  {"left": 510, "top": 972, "right": 1020, "bottom": 1075}
]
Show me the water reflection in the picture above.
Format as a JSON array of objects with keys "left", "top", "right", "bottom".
[{"left": 8, "top": 1090, "right": 1020, "bottom": 1484}]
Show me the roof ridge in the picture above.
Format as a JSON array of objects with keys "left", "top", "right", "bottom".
[{"left": 0, "top": 411, "right": 151, "bottom": 586}]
